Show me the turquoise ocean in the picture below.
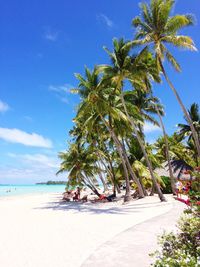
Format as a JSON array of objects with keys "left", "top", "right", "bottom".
[{"left": 0, "top": 184, "right": 66, "bottom": 197}]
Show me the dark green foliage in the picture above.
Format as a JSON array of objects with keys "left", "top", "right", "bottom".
[{"left": 161, "top": 176, "right": 172, "bottom": 194}]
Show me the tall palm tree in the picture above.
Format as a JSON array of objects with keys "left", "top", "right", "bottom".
[
  {"left": 101, "top": 38, "right": 166, "bottom": 201},
  {"left": 126, "top": 89, "right": 176, "bottom": 194},
  {"left": 73, "top": 67, "right": 145, "bottom": 200},
  {"left": 132, "top": 0, "right": 200, "bottom": 159},
  {"left": 155, "top": 107, "right": 176, "bottom": 194}
]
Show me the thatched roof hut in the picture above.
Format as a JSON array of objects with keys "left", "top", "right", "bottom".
[{"left": 155, "top": 160, "right": 193, "bottom": 181}]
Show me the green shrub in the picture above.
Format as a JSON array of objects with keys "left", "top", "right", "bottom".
[
  {"left": 161, "top": 176, "right": 172, "bottom": 194},
  {"left": 151, "top": 213, "right": 200, "bottom": 266}
]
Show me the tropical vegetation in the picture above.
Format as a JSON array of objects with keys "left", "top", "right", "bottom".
[
  {"left": 57, "top": 0, "right": 200, "bottom": 203},
  {"left": 151, "top": 168, "right": 200, "bottom": 267}
]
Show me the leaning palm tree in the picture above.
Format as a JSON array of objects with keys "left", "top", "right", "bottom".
[
  {"left": 57, "top": 144, "right": 101, "bottom": 196},
  {"left": 126, "top": 89, "right": 176, "bottom": 194},
  {"left": 73, "top": 67, "right": 145, "bottom": 201},
  {"left": 132, "top": 0, "right": 200, "bottom": 159},
  {"left": 100, "top": 38, "right": 166, "bottom": 201}
]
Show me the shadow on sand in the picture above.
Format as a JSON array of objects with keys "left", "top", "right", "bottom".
[{"left": 33, "top": 194, "right": 170, "bottom": 215}]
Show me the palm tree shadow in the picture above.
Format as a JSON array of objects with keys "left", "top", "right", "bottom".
[{"left": 33, "top": 195, "right": 167, "bottom": 215}]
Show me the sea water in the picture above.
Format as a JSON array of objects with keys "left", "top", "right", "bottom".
[{"left": 0, "top": 184, "right": 66, "bottom": 197}]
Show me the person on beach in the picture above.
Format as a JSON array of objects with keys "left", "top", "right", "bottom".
[
  {"left": 76, "top": 187, "right": 81, "bottom": 199},
  {"left": 182, "top": 181, "right": 192, "bottom": 194},
  {"left": 73, "top": 192, "right": 79, "bottom": 201},
  {"left": 175, "top": 180, "right": 183, "bottom": 198}
]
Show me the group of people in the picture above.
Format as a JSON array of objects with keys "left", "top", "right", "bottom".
[
  {"left": 62, "top": 187, "right": 117, "bottom": 203},
  {"left": 62, "top": 187, "right": 88, "bottom": 202},
  {"left": 62, "top": 187, "right": 80, "bottom": 201}
]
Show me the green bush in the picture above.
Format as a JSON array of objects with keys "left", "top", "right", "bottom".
[
  {"left": 161, "top": 176, "right": 172, "bottom": 194},
  {"left": 151, "top": 213, "right": 200, "bottom": 266}
]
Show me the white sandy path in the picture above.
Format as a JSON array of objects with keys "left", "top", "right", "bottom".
[{"left": 0, "top": 193, "right": 174, "bottom": 267}]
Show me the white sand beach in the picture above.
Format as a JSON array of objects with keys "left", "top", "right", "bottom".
[{"left": 0, "top": 193, "right": 181, "bottom": 267}]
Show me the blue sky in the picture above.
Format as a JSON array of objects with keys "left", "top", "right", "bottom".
[{"left": 0, "top": 0, "right": 200, "bottom": 184}]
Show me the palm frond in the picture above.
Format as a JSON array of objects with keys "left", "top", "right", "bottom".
[
  {"left": 165, "top": 49, "right": 181, "bottom": 72},
  {"left": 162, "top": 35, "right": 197, "bottom": 51},
  {"left": 165, "top": 14, "right": 195, "bottom": 33}
]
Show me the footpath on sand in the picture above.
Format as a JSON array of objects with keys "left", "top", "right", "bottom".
[{"left": 81, "top": 200, "right": 185, "bottom": 267}]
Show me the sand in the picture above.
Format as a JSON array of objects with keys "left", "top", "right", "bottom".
[{"left": 0, "top": 193, "right": 176, "bottom": 267}]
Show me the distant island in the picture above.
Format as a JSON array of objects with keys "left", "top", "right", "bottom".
[{"left": 36, "top": 181, "right": 66, "bottom": 185}]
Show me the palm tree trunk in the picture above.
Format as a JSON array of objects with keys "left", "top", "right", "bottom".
[
  {"left": 120, "top": 94, "right": 167, "bottom": 202},
  {"left": 153, "top": 98, "right": 176, "bottom": 195},
  {"left": 84, "top": 183, "right": 101, "bottom": 197},
  {"left": 100, "top": 115, "right": 144, "bottom": 200},
  {"left": 105, "top": 128, "right": 132, "bottom": 201},
  {"left": 96, "top": 162, "right": 108, "bottom": 192},
  {"left": 109, "top": 129, "right": 145, "bottom": 199},
  {"left": 150, "top": 184, "right": 155, "bottom": 196},
  {"left": 139, "top": 177, "right": 148, "bottom": 196},
  {"left": 121, "top": 137, "right": 146, "bottom": 198},
  {"left": 108, "top": 158, "right": 121, "bottom": 193},
  {"left": 159, "top": 58, "right": 200, "bottom": 161},
  {"left": 100, "top": 116, "right": 131, "bottom": 201},
  {"left": 83, "top": 176, "right": 101, "bottom": 197},
  {"left": 100, "top": 156, "right": 120, "bottom": 194},
  {"left": 99, "top": 171, "right": 108, "bottom": 192},
  {"left": 98, "top": 141, "right": 118, "bottom": 191}
]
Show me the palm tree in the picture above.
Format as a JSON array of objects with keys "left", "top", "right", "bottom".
[
  {"left": 71, "top": 114, "right": 121, "bottom": 194},
  {"left": 178, "top": 103, "right": 200, "bottom": 142},
  {"left": 101, "top": 38, "right": 166, "bottom": 201},
  {"left": 125, "top": 90, "right": 176, "bottom": 194},
  {"left": 155, "top": 133, "right": 198, "bottom": 172},
  {"left": 124, "top": 90, "right": 160, "bottom": 134},
  {"left": 73, "top": 67, "right": 145, "bottom": 201},
  {"left": 57, "top": 144, "right": 101, "bottom": 196},
  {"left": 132, "top": 0, "right": 200, "bottom": 159}
]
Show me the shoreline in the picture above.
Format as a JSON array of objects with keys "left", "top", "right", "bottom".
[{"left": 0, "top": 192, "right": 179, "bottom": 267}]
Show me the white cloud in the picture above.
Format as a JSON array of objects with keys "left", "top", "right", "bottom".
[
  {"left": 49, "top": 83, "right": 73, "bottom": 103},
  {"left": 23, "top": 154, "right": 58, "bottom": 168},
  {"left": 0, "top": 153, "right": 66, "bottom": 183},
  {"left": 97, "top": 14, "right": 114, "bottom": 28},
  {"left": 143, "top": 122, "right": 161, "bottom": 133},
  {"left": 0, "top": 166, "right": 61, "bottom": 181},
  {"left": 49, "top": 84, "right": 71, "bottom": 93},
  {"left": 8, "top": 153, "right": 59, "bottom": 168},
  {"left": 0, "top": 128, "right": 53, "bottom": 148},
  {"left": 0, "top": 100, "right": 9, "bottom": 113},
  {"left": 44, "top": 29, "right": 58, "bottom": 41}
]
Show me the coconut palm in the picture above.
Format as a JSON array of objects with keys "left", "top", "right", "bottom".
[
  {"left": 155, "top": 133, "right": 197, "bottom": 170},
  {"left": 132, "top": 0, "right": 200, "bottom": 158},
  {"left": 57, "top": 144, "right": 101, "bottom": 196},
  {"left": 100, "top": 38, "right": 166, "bottom": 201},
  {"left": 71, "top": 114, "right": 120, "bottom": 194},
  {"left": 178, "top": 103, "right": 200, "bottom": 142},
  {"left": 73, "top": 67, "right": 145, "bottom": 200},
  {"left": 124, "top": 90, "right": 161, "bottom": 135}
]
